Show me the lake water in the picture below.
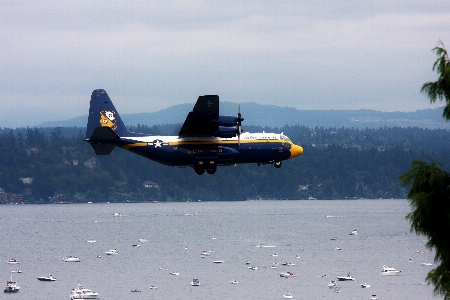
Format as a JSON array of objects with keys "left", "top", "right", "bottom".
[{"left": 0, "top": 200, "right": 440, "bottom": 300}]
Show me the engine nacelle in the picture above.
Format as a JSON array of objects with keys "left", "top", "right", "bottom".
[
  {"left": 210, "top": 115, "right": 239, "bottom": 127},
  {"left": 209, "top": 126, "right": 237, "bottom": 138}
]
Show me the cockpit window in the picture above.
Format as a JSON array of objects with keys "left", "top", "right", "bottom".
[{"left": 281, "top": 135, "right": 291, "bottom": 141}]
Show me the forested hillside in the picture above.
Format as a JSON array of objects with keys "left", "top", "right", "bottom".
[{"left": 0, "top": 125, "right": 449, "bottom": 203}]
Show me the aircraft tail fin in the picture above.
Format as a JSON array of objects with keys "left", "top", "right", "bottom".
[{"left": 86, "top": 89, "right": 131, "bottom": 139}]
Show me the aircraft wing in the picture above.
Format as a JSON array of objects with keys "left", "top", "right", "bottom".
[{"left": 179, "top": 95, "right": 240, "bottom": 139}]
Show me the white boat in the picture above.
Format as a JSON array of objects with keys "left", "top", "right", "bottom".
[
  {"left": 283, "top": 292, "right": 293, "bottom": 299},
  {"left": 169, "top": 271, "right": 179, "bottom": 276},
  {"left": 350, "top": 229, "right": 358, "bottom": 235},
  {"left": 334, "top": 247, "right": 342, "bottom": 250},
  {"left": 381, "top": 265, "right": 401, "bottom": 275},
  {"left": 4, "top": 275, "right": 20, "bottom": 293},
  {"left": 255, "top": 244, "right": 276, "bottom": 248},
  {"left": 69, "top": 284, "right": 99, "bottom": 299},
  {"left": 279, "top": 272, "right": 297, "bottom": 278},
  {"left": 191, "top": 278, "right": 200, "bottom": 286},
  {"left": 138, "top": 238, "right": 148, "bottom": 243},
  {"left": 105, "top": 249, "right": 118, "bottom": 255},
  {"left": 230, "top": 279, "right": 239, "bottom": 284},
  {"left": 37, "top": 275, "right": 56, "bottom": 281},
  {"left": 7, "top": 258, "right": 19, "bottom": 264},
  {"left": 64, "top": 256, "right": 81, "bottom": 262},
  {"left": 337, "top": 273, "right": 355, "bottom": 281},
  {"left": 11, "top": 270, "right": 22, "bottom": 273},
  {"left": 361, "top": 283, "right": 370, "bottom": 288},
  {"left": 421, "top": 262, "right": 433, "bottom": 266},
  {"left": 149, "top": 285, "right": 158, "bottom": 289},
  {"left": 371, "top": 295, "right": 378, "bottom": 300},
  {"left": 213, "top": 260, "right": 224, "bottom": 264},
  {"left": 328, "top": 280, "right": 337, "bottom": 288},
  {"left": 86, "top": 239, "right": 96, "bottom": 243},
  {"left": 282, "top": 262, "right": 295, "bottom": 266},
  {"left": 201, "top": 251, "right": 210, "bottom": 257},
  {"left": 248, "top": 266, "right": 258, "bottom": 270},
  {"left": 112, "top": 212, "right": 121, "bottom": 217}
]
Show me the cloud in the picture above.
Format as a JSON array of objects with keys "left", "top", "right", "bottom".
[{"left": 1, "top": 1, "right": 450, "bottom": 127}]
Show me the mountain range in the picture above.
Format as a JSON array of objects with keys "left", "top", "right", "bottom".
[{"left": 38, "top": 102, "right": 449, "bottom": 130}]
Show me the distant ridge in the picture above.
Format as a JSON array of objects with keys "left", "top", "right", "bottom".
[{"left": 38, "top": 102, "right": 449, "bottom": 130}]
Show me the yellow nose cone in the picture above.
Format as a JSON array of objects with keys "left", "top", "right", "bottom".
[{"left": 289, "top": 144, "right": 303, "bottom": 159}]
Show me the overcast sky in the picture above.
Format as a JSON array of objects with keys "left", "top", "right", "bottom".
[{"left": 1, "top": 1, "right": 450, "bottom": 128}]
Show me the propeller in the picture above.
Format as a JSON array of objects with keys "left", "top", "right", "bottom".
[{"left": 237, "top": 103, "right": 244, "bottom": 145}]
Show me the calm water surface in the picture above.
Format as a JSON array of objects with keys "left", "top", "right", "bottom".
[{"left": 0, "top": 200, "right": 439, "bottom": 300}]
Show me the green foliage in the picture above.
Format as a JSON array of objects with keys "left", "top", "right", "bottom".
[
  {"left": 0, "top": 125, "right": 449, "bottom": 204},
  {"left": 400, "top": 161, "right": 450, "bottom": 298},
  {"left": 421, "top": 39, "right": 450, "bottom": 120},
  {"left": 402, "top": 40, "right": 450, "bottom": 299}
]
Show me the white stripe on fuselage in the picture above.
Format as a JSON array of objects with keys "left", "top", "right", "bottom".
[{"left": 121, "top": 132, "right": 291, "bottom": 145}]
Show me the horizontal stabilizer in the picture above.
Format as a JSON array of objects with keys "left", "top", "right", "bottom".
[
  {"left": 90, "top": 143, "right": 116, "bottom": 155},
  {"left": 89, "top": 126, "right": 120, "bottom": 141},
  {"left": 86, "top": 127, "right": 120, "bottom": 155}
]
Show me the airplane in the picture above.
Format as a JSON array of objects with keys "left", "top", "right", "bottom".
[{"left": 85, "top": 89, "right": 303, "bottom": 175}]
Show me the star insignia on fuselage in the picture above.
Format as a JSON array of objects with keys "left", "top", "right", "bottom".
[{"left": 152, "top": 139, "right": 164, "bottom": 149}]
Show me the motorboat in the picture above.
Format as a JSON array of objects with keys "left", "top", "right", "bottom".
[
  {"left": 105, "top": 249, "right": 118, "bottom": 255},
  {"left": 279, "top": 272, "right": 296, "bottom": 278},
  {"left": 4, "top": 275, "right": 19, "bottom": 293},
  {"left": 328, "top": 280, "right": 337, "bottom": 288},
  {"left": 132, "top": 244, "right": 141, "bottom": 247},
  {"left": 112, "top": 212, "right": 121, "bottom": 217},
  {"left": 350, "top": 229, "right": 358, "bottom": 235},
  {"left": 254, "top": 244, "right": 276, "bottom": 248},
  {"left": 11, "top": 270, "right": 22, "bottom": 273},
  {"left": 191, "top": 278, "right": 200, "bottom": 286},
  {"left": 201, "top": 251, "right": 210, "bottom": 258},
  {"left": 248, "top": 266, "right": 258, "bottom": 270},
  {"left": 69, "top": 284, "right": 99, "bottom": 299},
  {"left": 334, "top": 247, "right": 342, "bottom": 250},
  {"left": 282, "top": 262, "right": 295, "bottom": 266},
  {"left": 37, "top": 275, "right": 56, "bottom": 281},
  {"left": 371, "top": 295, "right": 378, "bottom": 300},
  {"left": 283, "top": 292, "right": 293, "bottom": 299},
  {"left": 361, "top": 283, "right": 370, "bottom": 288},
  {"left": 169, "top": 271, "right": 179, "bottom": 276},
  {"left": 138, "top": 238, "right": 148, "bottom": 243},
  {"left": 149, "top": 285, "right": 158, "bottom": 289},
  {"left": 230, "top": 279, "right": 239, "bottom": 284},
  {"left": 130, "top": 289, "right": 141, "bottom": 292},
  {"left": 7, "top": 258, "right": 19, "bottom": 264},
  {"left": 64, "top": 256, "right": 81, "bottom": 262},
  {"left": 213, "top": 260, "right": 224, "bottom": 263},
  {"left": 86, "top": 239, "right": 96, "bottom": 243},
  {"left": 421, "top": 262, "right": 433, "bottom": 266},
  {"left": 337, "top": 273, "right": 355, "bottom": 281},
  {"left": 381, "top": 265, "right": 401, "bottom": 275}
]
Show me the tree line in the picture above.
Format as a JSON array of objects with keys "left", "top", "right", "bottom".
[{"left": 0, "top": 124, "right": 449, "bottom": 203}]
